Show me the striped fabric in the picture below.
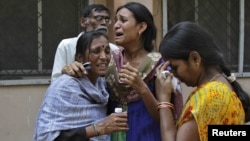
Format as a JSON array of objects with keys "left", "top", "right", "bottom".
[{"left": 33, "top": 74, "right": 110, "bottom": 141}]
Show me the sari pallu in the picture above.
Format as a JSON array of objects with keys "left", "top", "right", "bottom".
[
  {"left": 106, "top": 49, "right": 183, "bottom": 141},
  {"left": 34, "top": 75, "right": 110, "bottom": 141}
]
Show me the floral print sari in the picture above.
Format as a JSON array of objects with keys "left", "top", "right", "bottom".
[{"left": 177, "top": 81, "right": 245, "bottom": 141}]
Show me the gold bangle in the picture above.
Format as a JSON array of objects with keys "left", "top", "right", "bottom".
[
  {"left": 157, "top": 102, "right": 174, "bottom": 111},
  {"left": 92, "top": 124, "right": 100, "bottom": 136},
  {"left": 157, "top": 102, "right": 174, "bottom": 107},
  {"left": 157, "top": 104, "right": 174, "bottom": 111}
]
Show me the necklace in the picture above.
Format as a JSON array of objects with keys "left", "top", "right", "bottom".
[{"left": 209, "top": 73, "right": 221, "bottom": 81}]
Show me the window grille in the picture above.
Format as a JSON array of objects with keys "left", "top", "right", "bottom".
[
  {"left": 167, "top": 0, "right": 250, "bottom": 77},
  {"left": 0, "top": 0, "right": 87, "bottom": 80}
]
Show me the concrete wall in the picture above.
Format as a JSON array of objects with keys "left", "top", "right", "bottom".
[
  {"left": 0, "top": 79, "right": 249, "bottom": 141},
  {"left": 0, "top": 85, "right": 47, "bottom": 141}
]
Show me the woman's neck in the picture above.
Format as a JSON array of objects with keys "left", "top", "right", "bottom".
[
  {"left": 124, "top": 47, "right": 145, "bottom": 60},
  {"left": 198, "top": 68, "right": 221, "bottom": 86},
  {"left": 86, "top": 73, "right": 98, "bottom": 85}
]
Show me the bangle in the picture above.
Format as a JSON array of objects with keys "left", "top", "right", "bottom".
[
  {"left": 157, "top": 102, "right": 174, "bottom": 111},
  {"left": 157, "top": 102, "right": 174, "bottom": 107},
  {"left": 157, "top": 104, "right": 174, "bottom": 110},
  {"left": 92, "top": 124, "right": 100, "bottom": 136}
]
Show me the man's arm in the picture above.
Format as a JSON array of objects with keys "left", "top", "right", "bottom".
[
  {"left": 51, "top": 41, "right": 68, "bottom": 82},
  {"left": 51, "top": 37, "right": 77, "bottom": 82}
]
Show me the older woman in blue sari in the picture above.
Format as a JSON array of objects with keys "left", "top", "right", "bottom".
[{"left": 33, "top": 31, "right": 128, "bottom": 141}]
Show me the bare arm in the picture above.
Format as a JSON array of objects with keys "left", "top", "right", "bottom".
[
  {"left": 159, "top": 107, "right": 199, "bottom": 141},
  {"left": 155, "top": 61, "right": 199, "bottom": 141},
  {"left": 86, "top": 112, "right": 129, "bottom": 138},
  {"left": 55, "top": 112, "right": 128, "bottom": 141},
  {"left": 119, "top": 63, "right": 160, "bottom": 122}
]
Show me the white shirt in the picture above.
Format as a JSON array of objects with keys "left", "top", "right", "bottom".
[{"left": 51, "top": 33, "right": 118, "bottom": 82}]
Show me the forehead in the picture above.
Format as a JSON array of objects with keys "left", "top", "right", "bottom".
[
  {"left": 90, "top": 36, "right": 109, "bottom": 48},
  {"left": 116, "top": 8, "right": 134, "bottom": 18},
  {"left": 90, "top": 9, "right": 110, "bottom": 16}
]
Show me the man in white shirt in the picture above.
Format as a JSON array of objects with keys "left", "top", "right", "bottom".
[{"left": 51, "top": 4, "right": 118, "bottom": 82}]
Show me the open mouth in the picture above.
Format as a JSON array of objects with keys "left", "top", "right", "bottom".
[{"left": 115, "top": 32, "right": 123, "bottom": 37}]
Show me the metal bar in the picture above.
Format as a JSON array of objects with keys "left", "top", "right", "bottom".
[
  {"left": 195, "top": 0, "right": 199, "bottom": 23},
  {"left": 38, "top": 0, "right": 43, "bottom": 71},
  {"left": 162, "top": 0, "right": 168, "bottom": 36},
  {"left": 238, "top": 0, "right": 245, "bottom": 75}
]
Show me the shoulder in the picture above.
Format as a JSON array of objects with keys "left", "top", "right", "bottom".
[
  {"left": 51, "top": 75, "right": 81, "bottom": 89},
  {"left": 59, "top": 37, "right": 78, "bottom": 46},
  {"left": 203, "top": 81, "right": 231, "bottom": 93},
  {"left": 191, "top": 81, "right": 234, "bottom": 102},
  {"left": 57, "top": 33, "right": 83, "bottom": 49}
]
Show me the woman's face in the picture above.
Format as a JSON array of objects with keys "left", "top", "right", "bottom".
[
  {"left": 113, "top": 8, "right": 141, "bottom": 47},
  {"left": 85, "top": 36, "right": 111, "bottom": 76},
  {"left": 169, "top": 58, "right": 200, "bottom": 87}
]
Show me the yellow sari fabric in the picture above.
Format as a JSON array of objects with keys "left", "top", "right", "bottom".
[{"left": 176, "top": 81, "right": 245, "bottom": 141}]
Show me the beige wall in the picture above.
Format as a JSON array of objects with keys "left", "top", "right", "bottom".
[
  {"left": 0, "top": 85, "right": 47, "bottom": 141},
  {"left": 0, "top": 79, "right": 250, "bottom": 141}
]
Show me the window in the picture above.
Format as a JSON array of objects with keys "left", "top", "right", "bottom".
[
  {"left": 166, "top": 0, "right": 250, "bottom": 77},
  {"left": 0, "top": 0, "right": 87, "bottom": 80}
]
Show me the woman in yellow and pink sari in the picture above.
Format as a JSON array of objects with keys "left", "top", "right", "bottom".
[{"left": 155, "top": 21, "right": 250, "bottom": 141}]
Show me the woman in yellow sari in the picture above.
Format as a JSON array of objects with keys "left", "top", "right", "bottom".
[{"left": 155, "top": 21, "right": 250, "bottom": 141}]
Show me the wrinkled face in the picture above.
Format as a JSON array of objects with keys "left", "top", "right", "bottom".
[
  {"left": 168, "top": 58, "right": 200, "bottom": 87},
  {"left": 81, "top": 9, "right": 111, "bottom": 34},
  {"left": 85, "top": 36, "right": 111, "bottom": 76},
  {"left": 113, "top": 8, "right": 141, "bottom": 47}
]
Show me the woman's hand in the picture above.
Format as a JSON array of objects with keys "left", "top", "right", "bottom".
[
  {"left": 118, "top": 62, "right": 148, "bottom": 94},
  {"left": 97, "top": 112, "right": 129, "bottom": 135},
  {"left": 62, "top": 61, "right": 88, "bottom": 77},
  {"left": 155, "top": 61, "right": 173, "bottom": 102}
]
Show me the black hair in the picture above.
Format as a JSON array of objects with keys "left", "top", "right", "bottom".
[
  {"left": 75, "top": 31, "right": 109, "bottom": 60},
  {"left": 159, "top": 21, "right": 250, "bottom": 122},
  {"left": 81, "top": 4, "right": 110, "bottom": 18},
  {"left": 115, "top": 2, "right": 157, "bottom": 52}
]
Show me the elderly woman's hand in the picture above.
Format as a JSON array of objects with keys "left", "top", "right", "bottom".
[{"left": 96, "top": 111, "right": 129, "bottom": 135}]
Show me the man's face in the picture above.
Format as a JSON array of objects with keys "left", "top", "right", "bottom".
[{"left": 81, "top": 9, "right": 111, "bottom": 34}]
